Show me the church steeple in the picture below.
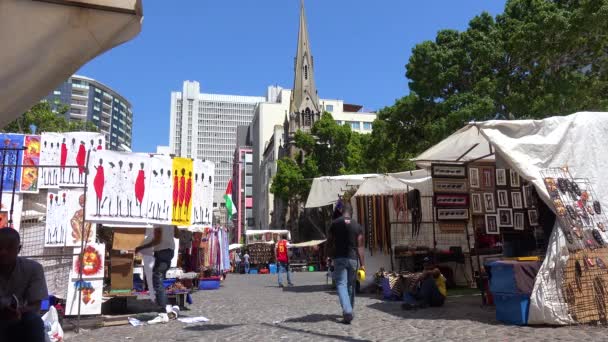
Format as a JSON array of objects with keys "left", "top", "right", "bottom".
[{"left": 289, "top": 0, "right": 320, "bottom": 130}]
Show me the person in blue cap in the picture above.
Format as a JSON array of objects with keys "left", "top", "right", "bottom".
[{"left": 402, "top": 257, "right": 447, "bottom": 310}]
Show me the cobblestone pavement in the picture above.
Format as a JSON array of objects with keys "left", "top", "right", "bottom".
[{"left": 69, "top": 272, "right": 607, "bottom": 342}]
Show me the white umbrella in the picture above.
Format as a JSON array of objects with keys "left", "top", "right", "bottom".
[{"left": 0, "top": 0, "right": 143, "bottom": 127}]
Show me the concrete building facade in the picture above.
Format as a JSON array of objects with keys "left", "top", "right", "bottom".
[{"left": 45, "top": 75, "right": 133, "bottom": 151}]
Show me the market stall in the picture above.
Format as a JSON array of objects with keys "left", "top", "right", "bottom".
[{"left": 288, "top": 239, "right": 326, "bottom": 272}]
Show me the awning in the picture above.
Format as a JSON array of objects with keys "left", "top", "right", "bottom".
[
  {"left": 0, "top": 0, "right": 143, "bottom": 127},
  {"left": 305, "top": 174, "right": 378, "bottom": 208},
  {"left": 411, "top": 124, "right": 494, "bottom": 168},
  {"left": 229, "top": 243, "right": 243, "bottom": 251},
  {"left": 354, "top": 175, "right": 410, "bottom": 197},
  {"left": 288, "top": 239, "right": 326, "bottom": 248},
  {"left": 245, "top": 229, "right": 291, "bottom": 237}
]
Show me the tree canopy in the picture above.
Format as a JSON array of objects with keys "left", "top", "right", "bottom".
[
  {"left": 3, "top": 101, "right": 99, "bottom": 134},
  {"left": 368, "top": 0, "right": 608, "bottom": 172}
]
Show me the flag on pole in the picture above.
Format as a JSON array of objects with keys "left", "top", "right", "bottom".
[{"left": 224, "top": 179, "right": 237, "bottom": 221}]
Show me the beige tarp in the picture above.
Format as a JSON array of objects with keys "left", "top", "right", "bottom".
[
  {"left": 0, "top": 0, "right": 143, "bottom": 127},
  {"left": 288, "top": 239, "right": 326, "bottom": 248},
  {"left": 305, "top": 174, "right": 378, "bottom": 208}
]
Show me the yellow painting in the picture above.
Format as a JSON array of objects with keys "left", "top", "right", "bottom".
[{"left": 172, "top": 157, "right": 193, "bottom": 226}]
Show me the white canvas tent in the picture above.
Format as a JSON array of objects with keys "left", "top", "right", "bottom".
[
  {"left": 414, "top": 112, "right": 608, "bottom": 325},
  {"left": 354, "top": 174, "right": 410, "bottom": 196},
  {"left": 0, "top": 0, "right": 143, "bottom": 126},
  {"left": 305, "top": 174, "right": 378, "bottom": 209}
]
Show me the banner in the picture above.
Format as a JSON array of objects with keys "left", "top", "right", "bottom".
[
  {"left": 20, "top": 135, "right": 41, "bottom": 193},
  {"left": 0, "top": 133, "right": 24, "bottom": 193},
  {"left": 171, "top": 157, "right": 193, "bottom": 226}
]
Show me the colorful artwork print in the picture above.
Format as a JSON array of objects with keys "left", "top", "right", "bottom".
[
  {"left": 146, "top": 155, "right": 173, "bottom": 224},
  {"left": 191, "top": 160, "right": 215, "bottom": 225},
  {"left": 172, "top": 157, "right": 193, "bottom": 226},
  {"left": 20, "top": 135, "right": 41, "bottom": 193},
  {"left": 0, "top": 134, "right": 25, "bottom": 193},
  {"left": 71, "top": 243, "right": 105, "bottom": 279},
  {"left": 45, "top": 189, "right": 93, "bottom": 247},
  {"left": 40, "top": 132, "right": 104, "bottom": 188},
  {"left": 85, "top": 150, "right": 150, "bottom": 224},
  {"left": 65, "top": 279, "right": 103, "bottom": 316}
]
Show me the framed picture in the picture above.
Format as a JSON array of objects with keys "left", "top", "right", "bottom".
[
  {"left": 485, "top": 214, "right": 499, "bottom": 235},
  {"left": 514, "top": 212, "right": 525, "bottom": 231},
  {"left": 471, "top": 193, "right": 483, "bottom": 214},
  {"left": 510, "top": 169, "right": 520, "bottom": 187},
  {"left": 482, "top": 168, "right": 494, "bottom": 188},
  {"left": 497, "top": 190, "right": 509, "bottom": 207},
  {"left": 498, "top": 208, "right": 513, "bottom": 227},
  {"left": 431, "top": 164, "right": 466, "bottom": 178},
  {"left": 434, "top": 193, "right": 469, "bottom": 207},
  {"left": 469, "top": 168, "right": 480, "bottom": 188},
  {"left": 436, "top": 208, "right": 469, "bottom": 220},
  {"left": 522, "top": 185, "right": 537, "bottom": 209},
  {"left": 483, "top": 193, "right": 496, "bottom": 213},
  {"left": 433, "top": 179, "right": 468, "bottom": 193},
  {"left": 528, "top": 209, "right": 539, "bottom": 226},
  {"left": 496, "top": 169, "right": 507, "bottom": 186},
  {"left": 473, "top": 215, "right": 485, "bottom": 233},
  {"left": 511, "top": 192, "right": 523, "bottom": 209}
]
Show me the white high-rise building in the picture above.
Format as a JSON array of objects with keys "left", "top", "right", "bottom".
[{"left": 169, "top": 80, "right": 265, "bottom": 206}]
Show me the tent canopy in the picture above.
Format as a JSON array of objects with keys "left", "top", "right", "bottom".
[
  {"left": 0, "top": 0, "right": 143, "bottom": 127},
  {"left": 354, "top": 175, "right": 410, "bottom": 197},
  {"left": 288, "top": 239, "right": 326, "bottom": 248},
  {"left": 229, "top": 243, "right": 243, "bottom": 251},
  {"left": 305, "top": 174, "right": 378, "bottom": 208},
  {"left": 412, "top": 124, "right": 494, "bottom": 168}
]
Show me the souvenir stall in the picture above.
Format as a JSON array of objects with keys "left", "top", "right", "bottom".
[
  {"left": 288, "top": 239, "right": 326, "bottom": 272},
  {"left": 410, "top": 112, "right": 608, "bottom": 326}
]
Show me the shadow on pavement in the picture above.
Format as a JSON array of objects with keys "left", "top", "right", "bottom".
[
  {"left": 284, "top": 314, "right": 341, "bottom": 323},
  {"left": 184, "top": 324, "right": 241, "bottom": 332},
  {"left": 281, "top": 284, "right": 331, "bottom": 293},
  {"left": 261, "top": 322, "right": 372, "bottom": 342},
  {"left": 366, "top": 294, "right": 500, "bottom": 325}
]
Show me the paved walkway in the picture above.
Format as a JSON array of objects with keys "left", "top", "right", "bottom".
[{"left": 69, "top": 272, "right": 607, "bottom": 341}]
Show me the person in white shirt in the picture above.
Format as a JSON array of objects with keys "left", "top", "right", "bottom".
[{"left": 135, "top": 226, "right": 178, "bottom": 310}]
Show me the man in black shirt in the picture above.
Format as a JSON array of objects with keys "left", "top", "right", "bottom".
[{"left": 327, "top": 202, "right": 365, "bottom": 324}]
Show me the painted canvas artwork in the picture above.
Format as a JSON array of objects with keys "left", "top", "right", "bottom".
[
  {"left": 146, "top": 155, "right": 173, "bottom": 224},
  {"left": 65, "top": 279, "right": 103, "bottom": 316},
  {"left": 172, "top": 157, "right": 193, "bottom": 226},
  {"left": 39, "top": 133, "right": 61, "bottom": 188},
  {"left": 71, "top": 243, "right": 105, "bottom": 279},
  {"left": 0, "top": 134, "right": 25, "bottom": 193},
  {"left": 45, "top": 189, "right": 90, "bottom": 247},
  {"left": 20, "top": 135, "right": 41, "bottom": 193},
  {"left": 85, "top": 151, "right": 151, "bottom": 224},
  {"left": 202, "top": 161, "right": 214, "bottom": 224},
  {"left": 191, "top": 160, "right": 215, "bottom": 225}
]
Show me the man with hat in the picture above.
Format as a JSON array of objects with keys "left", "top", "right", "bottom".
[{"left": 402, "top": 257, "right": 447, "bottom": 310}]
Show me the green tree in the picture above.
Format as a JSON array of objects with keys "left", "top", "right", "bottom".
[
  {"left": 3, "top": 101, "right": 99, "bottom": 133},
  {"left": 368, "top": 0, "right": 608, "bottom": 171}
]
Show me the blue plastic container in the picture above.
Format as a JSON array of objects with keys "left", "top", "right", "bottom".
[
  {"left": 269, "top": 264, "right": 277, "bottom": 274},
  {"left": 488, "top": 261, "right": 518, "bottom": 294},
  {"left": 199, "top": 279, "right": 220, "bottom": 290},
  {"left": 494, "top": 293, "right": 530, "bottom": 325},
  {"left": 40, "top": 299, "right": 50, "bottom": 311},
  {"left": 163, "top": 278, "right": 176, "bottom": 288},
  {"left": 249, "top": 269, "right": 258, "bottom": 274}
]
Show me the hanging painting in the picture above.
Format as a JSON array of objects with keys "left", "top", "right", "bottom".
[
  {"left": 146, "top": 155, "right": 173, "bottom": 224},
  {"left": 20, "top": 135, "right": 41, "bottom": 193},
  {"left": 0, "top": 134, "right": 25, "bottom": 193},
  {"left": 65, "top": 279, "right": 103, "bottom": 316},
  {"left": 191, "top": 160, "right": 215, "bottom": 225},
  {"left": 39, "top": 133, "right": 61, "bottom": 188},
  {"left": 85, "top": 150, "right": 151, "bottom": 224},
  {"left": 70, "top": 243, "right": 105, "bottom": 279},
  {"left": 171, "top": 157, "right": 193, "bottom": 226},
  {"left": 202, "top": 161, "right": 215, "bottom": 224},
  {"left": 45, "top": 189, "right": 91, "bottom": 247}
]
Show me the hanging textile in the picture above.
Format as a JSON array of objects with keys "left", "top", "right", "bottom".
[{"left": 408, "top": 189, "right": 422, "bottom": 238}]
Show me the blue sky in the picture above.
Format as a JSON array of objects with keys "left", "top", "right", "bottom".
[{"left": 78, "top": 0, "right": 506, "bottom": 153}]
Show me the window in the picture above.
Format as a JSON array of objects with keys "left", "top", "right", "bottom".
[
  {"left": 349, "top": 121, "right": 360, "bottom": 130},
  {"left": 53, "top": 90, "right": 61, "bottom": 95},
  {"left": 363, "top": 122, "right": 372, "bottom": 130},
  {"left": 325, "top": 104, "right": 334, "bottom": 112}
]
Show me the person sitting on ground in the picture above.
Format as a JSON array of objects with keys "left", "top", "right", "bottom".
[
  {"left": 0, "top": 228, "right": 48, "bottom": 341},
  {"left": 402, "top": 257, "right": 447, "bottom": 310}
]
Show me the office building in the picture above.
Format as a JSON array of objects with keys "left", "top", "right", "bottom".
[
  {"left": 45, "top": 75, "right": 133, "bottom": 151},
  {"left": 231, "top": 125, "right": 254, "bottom": 243},
  {"left": 169, "top": 80, "right": 265, "bottom": 206}
]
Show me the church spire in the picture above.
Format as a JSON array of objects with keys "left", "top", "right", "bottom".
[{"left": 289, "top": 0, "right": 320, "bottom": 116}]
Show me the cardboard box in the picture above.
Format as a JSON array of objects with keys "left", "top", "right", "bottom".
[
  {"left": 110, "top": 251, "right": 134, "bottom": 291},
  {"left": 112, "top": 228, "right": 145, "bottom": 251}
]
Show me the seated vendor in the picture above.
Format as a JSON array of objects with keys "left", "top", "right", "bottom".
[{"left": 402, "top": 257, "right": 447, "bottom": 310}]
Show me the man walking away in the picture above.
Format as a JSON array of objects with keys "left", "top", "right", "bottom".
[
  {"left": 276, "top": 237, "right": 293, "bottom": 287},
  {"left": 327, "top": 203, "right": 365, "bottom": 325},
  {"left": 243, "top": 251, "right": 251, "bottom": 274},
  {"left": 0, "top": 228, "right": 47, "bottom": 341},
  {"left": 136, "top": 225, "right": 178, "bottom": 313}
]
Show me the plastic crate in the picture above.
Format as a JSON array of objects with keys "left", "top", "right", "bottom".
[
  {"left": 269, "top": 264, "right": 277, "bottom": 274},
  {"left": 488, "top": 261, "right": 517, "bottom": 294},
  {"left": 199, "top": 279, "right": 220, "bottom": 290},
  {"left": 249, "top": 269, "right": 258, "bottom": 274},
  {"left": 494, "top": 293, "right": 530, "bottom": 325}
]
